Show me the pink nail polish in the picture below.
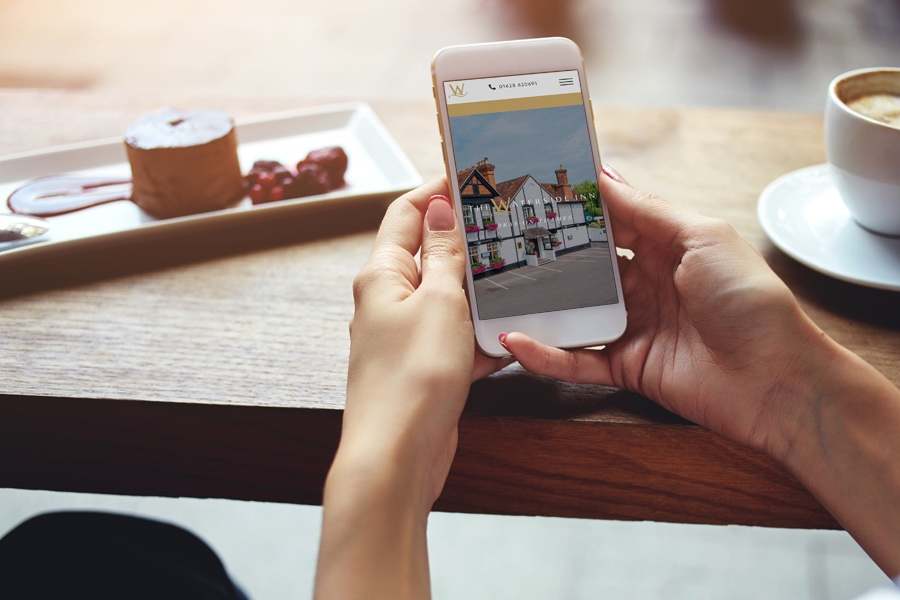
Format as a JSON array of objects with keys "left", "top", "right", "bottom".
[
  {"left": 426, "top": 195, "right": 455, "bottom": 232},
  {"left": 498, "top": 332, "right": 509, "bottom": 349},
  {"left": 601, "top": 164, "right": 628, "bottom": 184},
  {"left": 428, "top": 194, "right": 451, "bottom": 205}
]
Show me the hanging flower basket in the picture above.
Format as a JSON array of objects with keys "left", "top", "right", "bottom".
[
  {"left": 465, "top": 224, "right": 481, "bottom": 233},
  {"left": 525, "top": 217, "right": 540, "bottom": 225},
  {"left": 545, "top": 211, "right": 557, "bottom": 219},
  {"left": 485, "top": 222, "right": 499, "bottom": 231},
  {"left": 471, "top": 263, "right": 486, "bottom": 275},
  {"left": 489, "top": 258, "right": 506, "bottom": 269}
]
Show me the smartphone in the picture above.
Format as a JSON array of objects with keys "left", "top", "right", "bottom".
[{"left": 431, "top": 37, "right": 627, "bottom": 357}]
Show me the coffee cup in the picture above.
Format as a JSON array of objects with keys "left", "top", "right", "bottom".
[{"left": 825, "top": 67, "right": 900, "bottom": 236}]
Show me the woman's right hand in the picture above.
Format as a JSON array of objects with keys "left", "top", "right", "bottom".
[
  {"left": 503, "top": 165, "right": 827, "bottom": 460},
  {"left": 504, "top": 165, "right": 900, "bottom": 576}
]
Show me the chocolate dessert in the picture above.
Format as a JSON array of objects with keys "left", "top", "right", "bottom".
[{"left": 125, "top": 108, "right": 244, "bottom": 219}]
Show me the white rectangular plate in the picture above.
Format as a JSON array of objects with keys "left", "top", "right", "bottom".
[{"left": 0, "top": 102, "right": 422, "bottom": 264}]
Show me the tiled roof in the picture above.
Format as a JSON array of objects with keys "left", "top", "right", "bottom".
[
  {"left": 457, "top": 165, "right": 582, "bottom": 203},
  {"left": 494, "top": 175, "right": 528, "bottom": 199},
  {"left": 457, "top": 166, "right": 476, "bottom": 187}
]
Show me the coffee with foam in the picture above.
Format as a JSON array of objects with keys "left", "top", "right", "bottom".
[
  {"left": 846, "top": 93, "right": 900, "bottom": 129},
  {"left": 826, "top": 67, "right": 900, "bottom": 236}
]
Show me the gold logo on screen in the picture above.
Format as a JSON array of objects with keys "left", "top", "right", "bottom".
[
  {"left": 491, "top": 196, "right": 512, "bottom": 213},
  {"left": 448, "top": 83, "right": 467, "bottom": 98}
]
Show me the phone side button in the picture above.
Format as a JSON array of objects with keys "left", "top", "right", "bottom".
[{"left": 435, "top": 113, "right": 448, "bottom": 162}]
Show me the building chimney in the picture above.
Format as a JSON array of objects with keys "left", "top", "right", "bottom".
[
  {"left": 555, "top": 165, "right": 573, "bottom": 199},
  {"left": 476, "top": 157, "right": 497, "bottom": 188}
]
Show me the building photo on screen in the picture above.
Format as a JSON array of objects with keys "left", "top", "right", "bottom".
[{"left": 448, "top": 93, "right": 619, "bottom": 320}]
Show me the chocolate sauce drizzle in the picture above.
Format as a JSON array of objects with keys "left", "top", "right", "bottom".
[{"left": 7, "top": 176, "right": 133, "bottom": 218}]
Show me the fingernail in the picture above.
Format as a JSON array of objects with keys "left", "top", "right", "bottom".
[
  {"left": 426, "top": 195, "right": 455, "bottom": 232},
  {"left": 498, "top": 332, "right": 509, "bottom": 349},
  {"left": 601, "top": 164, "right": 628, "bottom": 184}
]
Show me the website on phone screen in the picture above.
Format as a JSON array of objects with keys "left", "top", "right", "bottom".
[{"left": 444, "top": 70, "right": 619, "bottom": 320}]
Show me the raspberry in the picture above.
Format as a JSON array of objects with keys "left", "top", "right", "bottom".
[
  {"left": 245, "top": 147, "right": 347, "bottom": 204},
  {"left": 293, "top": 162, "right": 331, "bottom": 197},
  {"left": 256, "top": 170, "right": 277, "bottom": 188},
  {"left": 246, "top": 160, "right": 291, "bottom": 187},
  {"left": 249, "top": 183, "right": 268, "bottom": 204},
  {"left": 299, "top": 146, "right": 348, "bottom": 188},
  {"left": 268, "top": 185, "right": 284, "bottom": 202}
]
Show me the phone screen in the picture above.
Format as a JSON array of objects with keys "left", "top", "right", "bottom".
[{"left": 443, "top": 69, "right": 620, "bottom": 320}]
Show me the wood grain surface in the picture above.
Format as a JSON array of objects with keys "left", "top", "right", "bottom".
[{"left": 1, "top": 91, "right": 896, "bottom": 529}]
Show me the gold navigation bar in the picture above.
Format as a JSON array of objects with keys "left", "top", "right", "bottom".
[{"left": 448, "top": 93, "right": 583, "bottom": 117}]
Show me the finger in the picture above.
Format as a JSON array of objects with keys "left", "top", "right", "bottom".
[
  {"left": 420, "top": 193, "right": 466, "bottom": 291},
  {"left": 355, "top": 178, "right": 450, "bottom": 301},
  {"left": 500, "top": 331, "right": 613, "bottom": 386},
  {"left": 472, "top": 353, "right": 515, "bottom": 382},
  {"left": 599, "top": 165, "right": 707, "bottom": 253},
  {"left": 374, "top": 177, "right": 450, "bottom": 259}
]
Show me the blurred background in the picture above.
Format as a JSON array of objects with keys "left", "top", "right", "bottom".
[
  {"left": 1, "top": 0, "right": 898, "bottom": 598},
  {"left": 0, "top": 0, "right": 898, "bottom": 108}
]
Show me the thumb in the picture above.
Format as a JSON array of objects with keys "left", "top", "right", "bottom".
[
  {"left": 420, "top": 194, "right": 466, "bottom": 288},
  {"left": 599, "top": 164, "right": 703, "bottom": 254}
]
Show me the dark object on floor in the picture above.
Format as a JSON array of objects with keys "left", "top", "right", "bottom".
[{"left": 0, "top": 511, "right": 249, "bottom": 600}]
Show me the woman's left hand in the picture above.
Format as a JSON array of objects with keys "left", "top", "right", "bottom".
[
  {"left": 342, "top": 177, "right": 509, "bottom": 504},
  {"left": 315, "top": 178, "right": 510, "bottom": 600}
]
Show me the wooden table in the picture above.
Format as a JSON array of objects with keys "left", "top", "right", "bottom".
[{"left": 1, "top": 90, "right": 897, "bottom": 529}]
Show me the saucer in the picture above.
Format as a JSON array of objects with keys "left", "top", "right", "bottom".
[{"left": 757, "top": 164, "right": 900, "bottom": 292}]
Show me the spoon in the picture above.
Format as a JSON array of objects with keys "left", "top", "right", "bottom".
[{"left": 0, "top": 213, "right": 51, "bottom": 247}]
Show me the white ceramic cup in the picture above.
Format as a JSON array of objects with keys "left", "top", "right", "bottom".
[{"left": 825, "top": 67, "right": 900, "bottom": 236}]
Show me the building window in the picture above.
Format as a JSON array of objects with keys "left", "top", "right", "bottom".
[
  {"left": 469, "top": 245, "right": 479, "bottom": 265},
  {"left": 462, "top": 205, "right": 475, "bottom": 225},
  {"left": 486, "top": 242, "right": 499, "bottom": 261},
  {"left": 480, "top": 204, "right": 493, "bottom": 221}
]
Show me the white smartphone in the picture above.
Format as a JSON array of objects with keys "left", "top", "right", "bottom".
[{"left": 432, "top": 37, "right": 627, "bottom": 357}]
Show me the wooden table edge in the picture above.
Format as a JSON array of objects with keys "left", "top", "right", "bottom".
[{"left": 0, "top": 393, "right": 838, "bottom": 530}]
